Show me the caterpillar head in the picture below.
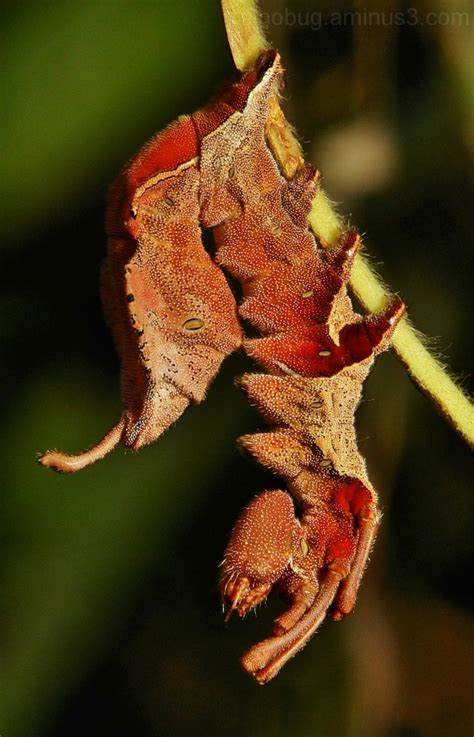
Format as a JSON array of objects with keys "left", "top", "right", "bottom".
[{"left": 220, "top": 489, "right": 303, "bottom": 618}]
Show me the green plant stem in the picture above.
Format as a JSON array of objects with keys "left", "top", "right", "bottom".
[{"left": 221, "top": 0, "right": 474, "bottom": 448}]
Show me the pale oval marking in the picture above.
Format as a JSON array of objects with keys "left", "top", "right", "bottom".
[{"left": 183, "top": 318, "right": 204, "bottom": 331}]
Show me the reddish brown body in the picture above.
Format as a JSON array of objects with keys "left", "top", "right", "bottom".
[{"left": 40, "top": 51, "right": 405, "bottom": 682}]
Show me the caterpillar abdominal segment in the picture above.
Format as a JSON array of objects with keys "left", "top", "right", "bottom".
[{"left": 39, "top": 50, "right": 405, "bottom": 681}]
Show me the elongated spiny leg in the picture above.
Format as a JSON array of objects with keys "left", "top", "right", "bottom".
[
  {"left": 332, "top": 500, "right": 381, "bottom": 619},
  {"left": 241, "top": 569, "right": 343, "bottom": 684},
  {"left": 272, "top": 575, "right": 319, "bottom": 636}
]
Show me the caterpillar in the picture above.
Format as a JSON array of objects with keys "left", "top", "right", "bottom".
[{"left": 39, "top": 50, "right": 405, "bottom": 683}]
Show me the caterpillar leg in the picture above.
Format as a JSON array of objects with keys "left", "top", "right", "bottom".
[
  {"left": 272, "top": 578, "right": 319, "bottom": 636},
  {"left": 241, "top": 569, "right": 343, "bottom": 684},
  {"left": 332, "top": 501, "right": 381, "bottom": 619}
]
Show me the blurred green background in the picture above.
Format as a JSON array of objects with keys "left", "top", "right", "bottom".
[{"left": 1, "top": 1, "right": 473, "bottom": 736}]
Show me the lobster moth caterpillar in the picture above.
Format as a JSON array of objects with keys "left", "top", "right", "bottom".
[{"left": 39, "top": 50, "right": 405, "bottom": 683}]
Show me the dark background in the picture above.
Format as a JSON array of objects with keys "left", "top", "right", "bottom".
[{"left": 1, "top": 1, "right": 473, "bottom": 736}]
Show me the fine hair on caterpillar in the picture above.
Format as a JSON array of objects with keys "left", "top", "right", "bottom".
[{"left": 39, "top": 50, "right": 405, "bottom": 682}]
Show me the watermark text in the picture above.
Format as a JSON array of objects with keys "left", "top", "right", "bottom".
[{"left": 261, "top": 7, "right": 470, "bottom": 31}]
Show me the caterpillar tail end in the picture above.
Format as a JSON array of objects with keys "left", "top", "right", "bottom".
[{"left": 38, "top": 414, "right": 127, "bottom": 474}]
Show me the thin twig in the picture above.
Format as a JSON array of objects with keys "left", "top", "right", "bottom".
[{"left": 221, "top": 0, "right": 474, "bottom": 448}]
